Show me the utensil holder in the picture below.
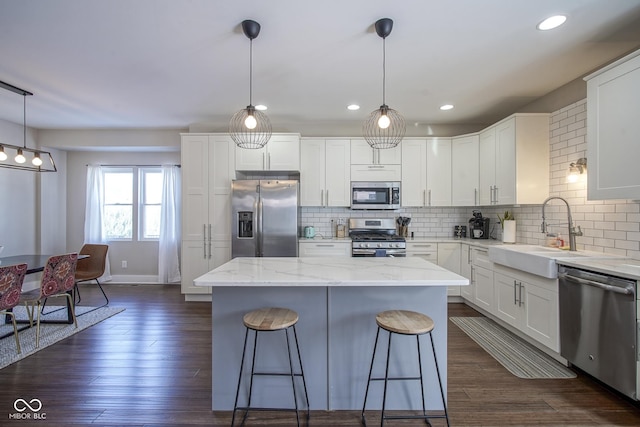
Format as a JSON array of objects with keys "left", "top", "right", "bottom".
[{"left": 398, "top": 225, "right": 408, "bottom": 237}]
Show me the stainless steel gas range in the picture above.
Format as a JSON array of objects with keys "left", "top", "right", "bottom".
[{"left": 349, "top": 218, "right": 406, "bottom": 257}]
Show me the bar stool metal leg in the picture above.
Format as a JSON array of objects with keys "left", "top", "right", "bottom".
[
  {"left": 231, "top": 328, "right": 250, "bottom": 427},
  {"left": 292, "top": 324, "right": 311, "bottom": 422},
  {"left": 430, "top": 332, "right": 450, "bottom": 426},
  {"left": 361, "top": 326, "right": 381, "bottom": 426}
]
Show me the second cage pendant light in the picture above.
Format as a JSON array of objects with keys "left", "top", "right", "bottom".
[
  {"left": 229, "top": 19, "right": 272, "bottom": 149},
  {"left": 363, "top": 18, "right": 405, "bottom": 149}
]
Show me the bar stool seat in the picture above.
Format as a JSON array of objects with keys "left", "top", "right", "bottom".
[
  {"left": 362, "top": 309, "right": 449, "bottom": 427},
  {"left": 232, "top": 307, "right": 310, "bottom": 426}
]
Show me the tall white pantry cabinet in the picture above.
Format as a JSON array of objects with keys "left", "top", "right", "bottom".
[{"left": 181, "top": 134, "right": 235, "bottom": 300}]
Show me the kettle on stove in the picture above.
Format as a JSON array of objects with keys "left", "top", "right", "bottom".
[{"left": 469, "top": 210, "right": 490, "bottom": 239}]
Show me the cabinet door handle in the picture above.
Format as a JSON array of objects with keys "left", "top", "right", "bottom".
[
  {"left": 474, "top": 188, "right": 478, "bottom": 205},
  {"left": 326, "top": 189, "right": 329, "bottom": 206},
  {"left": 268, "top": 152, "right": 271, "bottom": 170},
  {"left": 208, "top": 224, "right": 212, "bottom": 259},
  {"left": 428, "top": 189, "right": 432, "bottom": 206},
  {"left": 203, "top": 224, "right": 207, "bottom": 259},
  {"left": 494, "top": 186, "right": 499, "bottom": 204},
  {"left": 414, "top": 244, "right": 433, "bottom": 248},
  {"left": 423, "top": 190, "right": 426, "bottom": 207},
  {"left": 320, "top": 189, "right": 324, "bottom": 206},
  {"left": 513, "top": 280, "right": 518, "bottom": 305},
  {"left": 518, "top": 282, "right": 524, "bottom": 307},
  {"left": 315, "top": 244, "right": 335, "bottom": 247}
]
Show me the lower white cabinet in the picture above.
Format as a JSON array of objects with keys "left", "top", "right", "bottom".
[
  {"left": 407, "top": 242, "right": 461, "bottom": 296},
  {"left": 494, "top": 268, "right": 559, "bottom": 352},
  {"left": 299, "top": 241, "right": 351, "bottom": 257}
]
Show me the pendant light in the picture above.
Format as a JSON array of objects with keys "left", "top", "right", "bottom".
[
  {"left": 363, "top": 18, "right": 405, "bottom": 149},
  {"left": 0, "top": 80, "right": 57, "bottom": 172},
  {"left": 229, "top": 19, "right": 272, "bottom": 149}
]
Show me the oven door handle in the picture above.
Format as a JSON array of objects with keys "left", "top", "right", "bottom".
[{"left": 558, "top": 273, "right": 634, "bottom": 295}]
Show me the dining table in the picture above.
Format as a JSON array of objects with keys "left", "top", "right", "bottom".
[{"left": 0, "top": 254, "right": 88, "bottom": 328}]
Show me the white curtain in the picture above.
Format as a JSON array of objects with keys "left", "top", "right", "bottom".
[
  {"left": 84, "top": 165, "right": 112, "bottom": 281},
  {"left": 158, "top": 165, "right": 181, "bottom": 283}
]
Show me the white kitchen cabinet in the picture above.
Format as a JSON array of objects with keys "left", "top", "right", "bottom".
[
  {"left": 350, "top": 138, "right": 401, "bottom": 165},
  {"left": 235, "top": 133, "right": 300, "bottom": 171},
  {"left": 300, "top": 138, "right": 350, "bottom": 207},
  {"left": 298, "top": 240, "right": 351, "bottom": 257},
  {"left": 585, "top": 49, "right": 640, "bottom": 200},
  {"left": 438, "top": 242, "right": 461, "bottom": 296},
  {"left": 401, "top": 138, "right": 452, "bottom": 207},
  {"left": 478, "top": 114, "right": 549, "bottom": 206},
  {"left": 451, "top": 134, "right": 479, "bottom": 206},
  {"left": 460, "top": 244, "right": 473, "bottom": 300},
  {"left": 181, "top": 134, "right": 235, "bottom": 299},
  {"left": 478, "top": 127, "right": 496, "bottom": 206},
  {"left": 406, "top": 241, "right": 438, "bottom": 264},
  {"left": 494, "top": 267, "right": 559, "bottom": 352},
  {"left": 463, "top": 246, "right": 493, "bottom": 311}
]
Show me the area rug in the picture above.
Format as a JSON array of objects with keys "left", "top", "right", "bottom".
[
  {"left": 450, "top": 316, "right": 575, "bottom": 379},
  {"left": 0, "top": 305, "right": 125, "bottom": 369}
]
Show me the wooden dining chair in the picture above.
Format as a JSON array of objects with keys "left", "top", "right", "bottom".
[
  {"left": 19, "top": 253, "right": 78, "bottom": 347},
  {"left": 0, "top": 263, "right": 28, "bottom": 353},
  {"left": 74, "top": 244, "right": 109, "bottom": 309}
]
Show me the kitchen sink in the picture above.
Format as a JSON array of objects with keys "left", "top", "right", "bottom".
[{"left": 488, "top": 245, "right": 597, "bottom": 279}]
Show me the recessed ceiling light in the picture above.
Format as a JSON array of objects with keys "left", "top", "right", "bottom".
[
  {"left": 440, "top": 104, "right": 454, "bottom": 111},
  {"left": 537, "top": 15, "right": 567, "bottom": 31},
  {"left": 347, "top": 104, "right": 360, "bottom": 111},
  {"left": 255, "top": 104, "right": 267, "bottom": 111}
]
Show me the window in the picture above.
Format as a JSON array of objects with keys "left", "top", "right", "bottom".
[{"left": 103, "top": 167, "right": 162, "bottom": 241}]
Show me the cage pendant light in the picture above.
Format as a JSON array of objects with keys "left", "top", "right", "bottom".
[
  {"left": 229, "top": 19, "right": 272, "bottom": 149},
  {"left": 363, "top": 18, "right": 405, "bottom": 149}
]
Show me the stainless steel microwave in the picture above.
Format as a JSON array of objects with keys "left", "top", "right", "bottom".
[{"left": 350, "top": 181, "right": 401, "bottom": 210}]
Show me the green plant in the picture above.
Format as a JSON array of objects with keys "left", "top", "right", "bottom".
[{"left": 497, "top": 210, "right": 515, "bottom": 228}]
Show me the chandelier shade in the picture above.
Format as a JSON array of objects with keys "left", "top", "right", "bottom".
[
  {"left": 229, "top": 19, "right": 272, "bottom": 149},
  {"left": 363, "top": 18, "right": 405, "bottom": 149},
  {"left": 363, "top": 104, "right": 406, "bottom": 149},
  {"left": 0, "top": 80, "right": 57, "bottom": 172}
]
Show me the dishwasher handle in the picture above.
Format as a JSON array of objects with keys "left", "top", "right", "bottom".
[{"left": 558, "top": 272, "right": 634, "bottom": 295}]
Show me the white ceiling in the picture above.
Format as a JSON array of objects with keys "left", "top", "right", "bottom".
[{"left": 1, "top": 0, "right": 640, "bottom": 137}]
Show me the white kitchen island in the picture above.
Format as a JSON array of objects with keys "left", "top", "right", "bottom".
[{"left": 194, "top": 257, "right": 468, "bottom": 411}]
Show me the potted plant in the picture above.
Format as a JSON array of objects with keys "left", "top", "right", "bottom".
[{"left": 497, "top": 211, "right": 516, "bottom": 243}]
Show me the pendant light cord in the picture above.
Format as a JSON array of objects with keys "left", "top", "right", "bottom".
[
  {"left": 249, "top": 38, "right": 253, "bottom": 107},
  {"left": 381, "top": 37, "right": 386, "bottom": 106},
  {"left": 23, "top": 94, "right": 26, "bottom": 149}
]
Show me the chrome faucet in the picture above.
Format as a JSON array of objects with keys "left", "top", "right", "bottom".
[{"left": 541, "top": 196, "right": 583, "bottom": 251}]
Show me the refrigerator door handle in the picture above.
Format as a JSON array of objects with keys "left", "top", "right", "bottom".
[
  {"left": 208, "top": 224, "right": 212, "bottom": 259},
  {"left": 257, "top": 199, "right": 263, "bottom": 257}
]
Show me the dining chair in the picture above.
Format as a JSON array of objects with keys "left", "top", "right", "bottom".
[
  {"left": 0, "top": 263, "right": 28, "bottom": 353},
  {"left": 19, "top": 253, "right": 78, "bottom": 347},
  {"left": 74, "top": 244, "right": 109, "bottom": 309}
]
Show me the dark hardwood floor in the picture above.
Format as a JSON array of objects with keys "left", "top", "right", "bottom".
[{"left": 1, "top": 284, "right": 639, "bottom": 426}]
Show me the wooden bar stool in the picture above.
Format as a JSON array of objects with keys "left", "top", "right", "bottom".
[
  {"left": 231, "top": 307, "right": 310, "bottom": 426},
  {"left": 361, "top": 309, "right": 449, "bottom": 427}
]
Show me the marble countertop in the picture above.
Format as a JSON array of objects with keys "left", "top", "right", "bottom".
[{"left": 194, "top": 256, "right": 469, "bottom": 287}]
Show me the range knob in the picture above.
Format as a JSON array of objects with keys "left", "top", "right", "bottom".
[{"left": 377, "top": 243, "right": 383, "bottom": 248}]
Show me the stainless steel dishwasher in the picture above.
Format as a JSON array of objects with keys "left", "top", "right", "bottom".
[{"left": 558, "top": 265, "right": 637, "bottom": 399}]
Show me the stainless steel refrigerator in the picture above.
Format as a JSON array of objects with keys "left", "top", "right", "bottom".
[{"left": 231, "top": 180, "right": 299, "bottom": 258}]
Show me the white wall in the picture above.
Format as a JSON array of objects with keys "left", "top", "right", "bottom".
[
  {"left": 0, "top": 118, "right": 38, "bottom": 256},
  {"left": 39, "top": 128, "right": 182, "bottom": 282}
]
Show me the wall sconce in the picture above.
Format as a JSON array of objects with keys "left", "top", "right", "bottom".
[
  {"left": 0, "top": 80, "right": 57, "bottom": 172},
  {"left": 567, "top": 157, "right": 587, "bottom": 183}
]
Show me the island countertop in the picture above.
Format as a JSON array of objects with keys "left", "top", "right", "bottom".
[{"left": 194, "top": 256, "right": 469, "bottom": 287}]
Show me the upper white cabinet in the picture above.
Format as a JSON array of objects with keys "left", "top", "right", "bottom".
[
  {"left": 585, "top": 49, "right": 640, "bottom": 200},
  {"left": 478, "top": 114, "right": 549, "bottom": 205},
  {"left": 350, "top": 138, "right": 402, "bottom": 165},
  {"left": 235, "top": 133, "right": 300, "bottom": 171},
  {"left": 181, "top": 134, "right": 235, "bottom": 298},
  {"left": 401, "top": 138, "right": 452, "bottom": 207},
  {"left": 451, "top": 134, "right": 479, "bottom": 206},
  {"left": 300, "top": 138, "right": 351, "bottom": 207}
]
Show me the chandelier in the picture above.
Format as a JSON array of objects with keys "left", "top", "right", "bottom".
[
  {"left": 362, "top": 18, "right": 405, "bottom": 149},
  {"left": 0, "top": 80, "right": 56, "bottom": 172},
  {"left": 229, "top": 19, "right": 272, "bottom": 149}
]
